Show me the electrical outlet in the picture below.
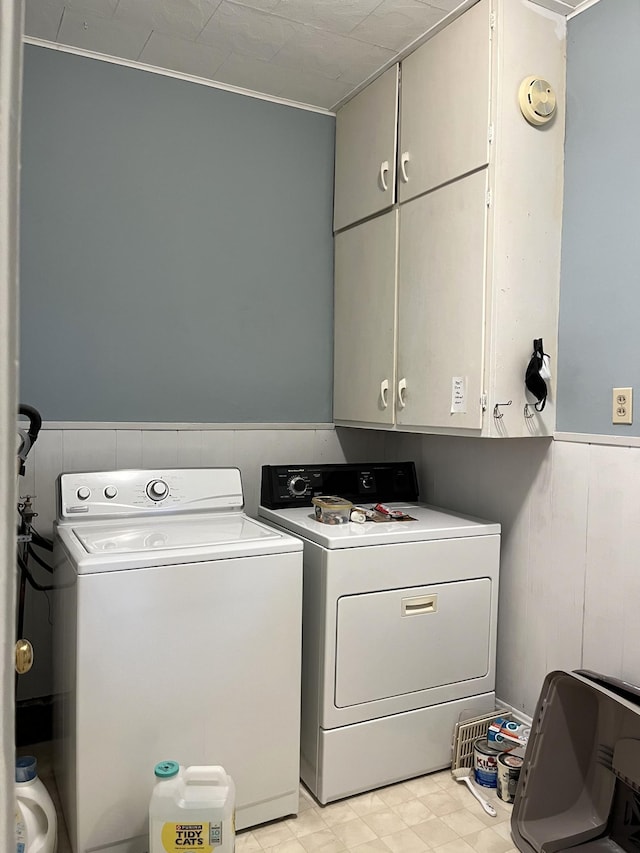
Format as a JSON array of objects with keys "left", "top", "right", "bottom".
[{"left": 613, "top": 387, "right": 633, "bottom": 424}]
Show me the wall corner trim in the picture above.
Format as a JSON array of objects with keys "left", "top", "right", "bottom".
[
  {"left": 41, "top": 422, "right": 336, "bottom": 431},
  {"left": 554, "top": 431, "right": 640, "bottom": 447},
  {"left": 22, "top": 37, "right": 335, "bottom": 117}
]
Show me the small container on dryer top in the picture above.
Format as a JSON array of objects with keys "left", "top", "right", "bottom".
[
  {"left": 15, "top": 756, "right": 57, "bottom": 853},
  {"left": 149, "top": 761, "right": 235, "bottom": 853},
  {"left": 311, "top": 495, "right": 353, "bottom": 525}
]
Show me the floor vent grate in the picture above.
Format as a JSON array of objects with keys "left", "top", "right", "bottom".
[{"left": 451, "top": 708, "right": 512, "bottom": 770}]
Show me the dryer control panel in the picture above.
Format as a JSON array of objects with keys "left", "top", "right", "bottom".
[{"left": 260, "top": 461, "right": 419, "bottom": 509}]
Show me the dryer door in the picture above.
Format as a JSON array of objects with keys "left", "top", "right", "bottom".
[{"left": 334, "top": 578, "right": 491, "bottom": 707}]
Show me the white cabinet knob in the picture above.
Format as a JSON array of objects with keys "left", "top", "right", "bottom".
[
  {"left": 379, "top": 160, "right": 389, "bottom": 191},
  {"left": 400, "top": 152, "right": 410, "bottom": 183},
  {"left": 398, "top": 377, "right": 407, "bottom": 408},
  {"left": 380, "top": 379, "right": 389, "bottom": 409}
]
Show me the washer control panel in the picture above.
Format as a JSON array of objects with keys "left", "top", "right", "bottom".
[
  {"left": 58, "top": 468, "right": 244, "bottom": 520},
  {"left": 260, "top": 462, "right": 419, "bottom": 509}
]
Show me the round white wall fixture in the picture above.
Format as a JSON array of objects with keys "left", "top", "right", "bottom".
[{"left": 518, "top": 77, "right": 557, "bottom": 126}]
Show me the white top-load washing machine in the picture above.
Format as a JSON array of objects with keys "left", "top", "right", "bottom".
[
  {"left": 259, "top": 461, "right": 501, "bottom": 805},
  {"left": 53, "top": 468, "right": 303, "bottom": 853}
]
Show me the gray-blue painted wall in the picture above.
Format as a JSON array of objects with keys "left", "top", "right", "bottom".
[
  {"left": 557, "top": 0, "right": 640, "bottom": 435},
  {"left": 23, "top": 1, "right": 634, "bottom": 434},
  {"left": 19, "top": 46, "right": 335, "bottom": 423}
]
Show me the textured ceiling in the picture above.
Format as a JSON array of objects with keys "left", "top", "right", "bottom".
[{"left": 24, "top": 0, "right": 582, "bottom": 111}]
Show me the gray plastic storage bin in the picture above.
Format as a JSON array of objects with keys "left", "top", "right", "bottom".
[{"left": 511, "top": 670, "right": 640, "bottom": 853}]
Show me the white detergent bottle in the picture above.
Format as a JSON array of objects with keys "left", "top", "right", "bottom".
[
  {"left": 15, "top": 756, "right": 57, "bottom": 853},
  {"left": 149, "top": 761, "right": 236, "bottom": 853},
  {"left": 15, "top": 800, "right": 27, "bottom": 853}
]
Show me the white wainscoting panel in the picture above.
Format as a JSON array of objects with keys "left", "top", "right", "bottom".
[
  {"left": 312, "top": 426, "right": 351, "bottom": 462},
  {"left": 200, "top": 430, "right": 236, "bottom": 467},
  {"left": 18, "top": 429, "right": 63, "bottom": 704},
  {"left": 141, "top": 430, "right": 179, "bottom": 468},
  {"left": 176, "top": 429, "right": 203, "bottom": 467},
  {"left": 546, "top": 440, "right": 589, "bottom": 674},
  {"left": 583, "top": 444, "right": 640, "bottom": 681},
  {"left": 520, "top": 440, "right": 562, "bottom": 714},
  {"left": 475, "top": 439, "right": 552, "bottom": 715},
  {"left": 21, "top": 425, "right": 639, "bottom": 716},
  {"left": 115, "top": 429, "right": 143, "bottom": 469},
  {"left": 334, "top": 427, "right": 388, "bottom": 462},
  {"left": 32, "top": 429, "right": 63, "bottom": 536},
  {"left": 62, "top": 429, "right": 117, "bottom": 473}
]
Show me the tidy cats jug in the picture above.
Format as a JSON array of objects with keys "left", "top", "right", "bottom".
[{"left": 149, "top": 762, "right": 235, "bottom": 853}]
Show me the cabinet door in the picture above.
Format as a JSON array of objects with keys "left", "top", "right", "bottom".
[
  {"left": 396, "top": 169, "right": 487, "bottom": 430},
  {"left": 334, "top": 211, "right": 397, "bottom": 426},
  {"left": 398, "top": 0, "right": 491, "bottom": 204},
  {"left": 334, "top": 65, "right": 398, "bottom": 233}
]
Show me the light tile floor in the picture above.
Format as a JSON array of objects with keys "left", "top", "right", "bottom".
[
  {"left": 26, "top": 742, "right": 517, "bottom": 853},
  {"left": 243, "top": 773, "right": 516, "bottom": 853}
]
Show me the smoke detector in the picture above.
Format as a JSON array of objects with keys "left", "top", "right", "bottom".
[{"left": 518, "top": 77, "right": 557, "bottom": 126}]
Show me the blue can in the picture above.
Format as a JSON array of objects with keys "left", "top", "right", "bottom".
[{"left": 473, "top": 738, "right": 502, "bottom": 788}]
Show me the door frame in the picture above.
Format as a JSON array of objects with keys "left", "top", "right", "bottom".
[{"left": 0, "top": 0, "right": 22, "bottom": 846}]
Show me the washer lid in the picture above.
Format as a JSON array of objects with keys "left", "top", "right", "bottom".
[
  {"left": 74, "top": 513, "right": 279, "bottom": 554},
  {"left": 258, "top": 503, "right": 500, "bottom": 548}
]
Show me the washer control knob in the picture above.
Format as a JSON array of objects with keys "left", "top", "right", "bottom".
[
  {"left": 104, "top": 486, "right": 118, "bottom": 499},
  {"left": 77, "top": 487, "right": 91, "bottom": 501},
  {"left": 287, "top": 475, "right": 308, "bottom": 497},
  {"left": 146, "top": 479, "right": 169, "bottom": 501}
]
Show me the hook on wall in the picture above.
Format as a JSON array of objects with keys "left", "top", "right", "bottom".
[
  {"left": 524, "top": 404, "right": 535, "bottom": 419},
  {"left": 493, "top": 400, "right": 512, "bottom": 420}
]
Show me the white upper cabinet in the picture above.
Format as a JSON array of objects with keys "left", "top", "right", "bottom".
[
  {"left": 334, "top": 210, "right": 397, "bottom": 426},
  {"left": 398, "top": 0, "right": 491, "bottom": 203},
  {"left": 333, "top": 65, "right": 399, "bottom": 233},
  {"left": 332, "top": 0, "right": 567, "bottom": 438},
  {"left": 396, "top": 170, "right": 488, "bottom": 431}
]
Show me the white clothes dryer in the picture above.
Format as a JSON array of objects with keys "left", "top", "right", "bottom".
[
  {"left": 53, "top": 468, "right": 303, "bottom": 853},
  {"left": 259, "top": 462, "right": 501, "bottom": 805}
]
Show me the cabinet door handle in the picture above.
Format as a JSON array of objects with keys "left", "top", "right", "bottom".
[
  {"left": 398, "top": 377, "right": 407, "bottom": 408},
  {"left": 400, "top": 152, "right": 410, "bottom": 183},
  {"left": 379, "top": 160, "right": 389, "bottom": 191},
  {"left": 380, "top": 379, "right": 389, "bottom": 408}
]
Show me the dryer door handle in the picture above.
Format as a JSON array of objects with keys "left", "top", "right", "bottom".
[{"left": 402, "top": 594, "right": 438, "bottom": 616}]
